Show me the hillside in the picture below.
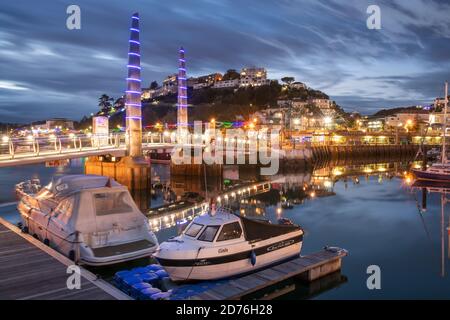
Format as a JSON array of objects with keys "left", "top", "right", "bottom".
[{"left": 80, "top": 82, "right": 346, "bottom": 129}]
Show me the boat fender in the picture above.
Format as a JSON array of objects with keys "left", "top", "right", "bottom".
[
  {"left": 43, "top": 238, "right": 50, "bottom": 246},
  {"left": 22, "top": 226, "right": 29, "bottom": 234},
  {"left": 250, "top": 250, "right": 256, "bottom": 266}
]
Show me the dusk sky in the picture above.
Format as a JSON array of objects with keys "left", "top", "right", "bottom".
[{"left": 0, "top": 0, "right": 449, "bottom": 122}]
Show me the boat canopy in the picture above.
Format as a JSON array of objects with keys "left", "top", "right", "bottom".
[
  {"left": 46, "top": 175, "right": 121, "bottom": 198},
  {"left": 32, "top": 175, "right": 148, "bottom": 237},
  {"left": 238, "top": 214, "right": 301, "bottom": 243},
  {"left": 185, "top": 210, "right": 301, "bottom": 243}
]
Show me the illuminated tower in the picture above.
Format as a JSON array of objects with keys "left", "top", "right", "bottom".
[
  {"left": 177, "top": 47, "right": 188, "bottom": 142},
  {"left": 125, "top": 12, "right": 142, "bottom": 157}
]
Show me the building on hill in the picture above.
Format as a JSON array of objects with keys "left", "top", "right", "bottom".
[
  {"left": 365, "top": 118, "right": 384, "bottom": 132},
  {"left": 239, "top": 67, "right": 270, "bottom": 87},
  {"left": 190, "top": 73, "right": 222, "bottom": 90},
  {"left": 384, "top": 110, "right": 429, "bottom": 129},
  {"left": 212, "top": 78, "right": 240, "bottom": 89},
  {"left": 290, "top": 82, "right": 307, "bottom": 90},
  {"left": 45, "top": 118, "right": 74, "bottom": 130},
  {"left": 142, "top": 86, "right": 164, "bottom": 99},
  {"left": 277, "top": 98, "right": 336, "bottom": 117},
  {"left": 252, "top": 106, "right": 330, "bottom": 131},
  {"left": 162, "top": 74, "right": 178, "bottom": 95},
  {"left": 434, "top": 96, "right": 450, "bottom": 109}
]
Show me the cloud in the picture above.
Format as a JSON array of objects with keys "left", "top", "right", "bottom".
[{"left": 0, "top": 0, "right": 449, "bottom": 122}]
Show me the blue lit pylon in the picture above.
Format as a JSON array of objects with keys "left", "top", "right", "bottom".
[
  {"left": 125, "top": 12, "right": 142, "bottom": 157},
  {"left": 177, "top": 47, "right": 188, "bottom": 142}
]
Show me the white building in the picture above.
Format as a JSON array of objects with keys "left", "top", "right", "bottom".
[
  {"left": 290, "top": 82, "right": 307, "bottom": 90},
  {"left": 277, "top": 98, "right": 334, "bottom": 117},
  {"left": 45, "top": 118, "right": 74, "bottom": 130},
  {"left": 384, "top": 111, "right": 429, "bottom": 129},
  {"left": 162, "top": 74, "right": 178, "bottom": 94},
  {"left": 190, "top": 73, "right": 222, "bottom": 90},
  {"left": 193, "top": 82, "right": 210, "bottom": 90},
  {"left": 142, "top": 87, "right": 164, "bottom": 99},
  {"left": 212, "top": 79, "right": 240, "bottom": 89},
  {"left": 240, "top": 67, "right": 267, "bottom": 79},
  {"left": 239, "top": 67, "right": 270, "bottom": 87}
]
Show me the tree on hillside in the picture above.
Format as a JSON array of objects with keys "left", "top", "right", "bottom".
[
  {"left": 150, "top": 81, "right": 159, "bottom": 90},
  {"left": 222, "top": 69, "right": 240, "bottom": 80},
  {"left": 98, "top": 94, "right": 114, "bottom": 114},
  {"left": 113, "top": 97, "right": 125, "bottom": 112},
  {"left": 281, "top": 77, "right": 295, "bottom": 85}
]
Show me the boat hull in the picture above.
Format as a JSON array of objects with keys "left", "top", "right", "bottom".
[
  {"left": 155, "top": 234, "right": 302, "bottom": 282},
  {"left": 412, "top": 169, "right": 450, "bottom": 182}
]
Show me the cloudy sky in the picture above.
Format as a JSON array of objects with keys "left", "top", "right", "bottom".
[{"left": 0, "top": 0, "right": 449, "bottom": 122}]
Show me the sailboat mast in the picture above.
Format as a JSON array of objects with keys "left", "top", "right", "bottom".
[{"left": 443, "top": 81, "right": 448, "bottom": 164}]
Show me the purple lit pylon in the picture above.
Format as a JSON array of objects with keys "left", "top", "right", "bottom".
[
  {"left": 177, "top": 47, "right": 188, "bottom": 142},
  {"left": 125, "top": 12, "right": 142, "bottom": 157}
]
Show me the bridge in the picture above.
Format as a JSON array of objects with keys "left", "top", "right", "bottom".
[{"left": 0, "top": 133, "right": 177, "bottom": 168}]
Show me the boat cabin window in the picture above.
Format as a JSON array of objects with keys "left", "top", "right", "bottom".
[
  {"left": 185, "top": 223, "right": 204, "bottom": 237},
  {"left": 198, "top": 225, "right": 220, "bottom": 242},
  {"left": 217, "top": 222, "right": 242, "bottom": 241},
  {"left": 94, "top": 192, "right": 133, "bottom": 216}
]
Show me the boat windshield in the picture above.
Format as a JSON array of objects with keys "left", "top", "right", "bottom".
[
  {"left": 93, "top": 191, "right": 134, "bottom": 216},
  {"left": 198, "top": 226, "right": 220, "bottom": 242},
  {"left": 185, "top": 223, "right": 204, "bottom": 237}
]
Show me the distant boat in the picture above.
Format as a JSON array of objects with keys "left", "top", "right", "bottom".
[
  {"left": 412, "top": 81, "right": 450, "bottom": 182},
  {"left": 16, "top": 175, "right": 159, "bottom": 266}
]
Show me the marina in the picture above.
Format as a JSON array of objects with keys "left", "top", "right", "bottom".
[
  {"left": 2, "top": 156, "right": 450, "bottom": 299},
  {"left": 1, "top": 2, "right": 450, "bottom": 304}
]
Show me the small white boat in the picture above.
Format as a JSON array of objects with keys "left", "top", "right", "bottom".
[
  {"left": 153, "top": 207, "right": 303, "bottom": 282},
  {"left": 16, "top": 174, "right": 158, "bottom": 266}
]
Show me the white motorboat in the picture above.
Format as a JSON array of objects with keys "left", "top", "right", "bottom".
[
  {"left": 153, "top": 207, "right": 303, "bottom": 282},
  {"left": 16, "top": 174, "right": 158, "bottom": 266}
]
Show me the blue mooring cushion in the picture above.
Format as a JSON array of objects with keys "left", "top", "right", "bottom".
[
  {"left": 131, "top": 267, "right": 148, "bottom": 274},
  {"left": 141, "top": 272, "right": 159, "bottom": 284},
  {"left": 145, "top": 264, "right": 163, "bottom": 272},
  {"left": 155, "top": 269, "right": 169, "bottom": 278},
  {"left": 122, "top": 275, "right": 142, "bottom": 286},
  {"left": 140, "top": 287, "right": 162, "bottom": 300}
]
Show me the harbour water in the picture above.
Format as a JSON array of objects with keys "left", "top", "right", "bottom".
[{"left": 1, "top": 159, "right": 450, "bottom": 299}]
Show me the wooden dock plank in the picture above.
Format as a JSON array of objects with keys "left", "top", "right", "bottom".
[
  {"left": 191, "top": 249, "right": 347, "bottom": 300},
  {"left": 0, "top": 218, "right": 130, "bottom": 300}
]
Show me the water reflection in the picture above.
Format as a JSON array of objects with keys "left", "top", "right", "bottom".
[
  {"left": 411, "top": 180, "right": 450, "bottom": 278},
  {"left": 2, "top": 156, "right": 450, "bottom": 298}
]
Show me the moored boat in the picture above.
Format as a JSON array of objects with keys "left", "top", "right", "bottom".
[
  {"left": 413, "top": 82, "right": 450, "bottom": 182},
  {"left": 412, "top": 164, "right": 450, "bottom": 182},
  {"left": 16, "top": 174, "right": 158, "bottom": 266},
  {"left": 153, "top": 206, "right": 303, "bottom": 282}
]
